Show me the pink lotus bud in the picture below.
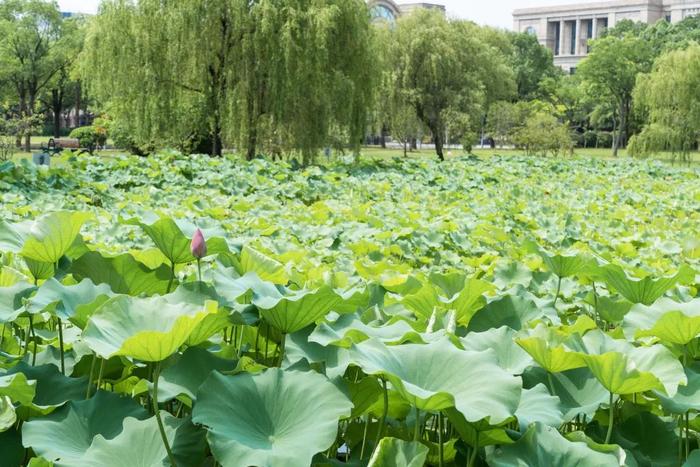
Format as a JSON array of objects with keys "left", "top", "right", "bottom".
[{"left": 191, "top": 228, "right": 207, "bottom": 259}]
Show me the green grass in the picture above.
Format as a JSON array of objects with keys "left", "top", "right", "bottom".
[{"left": 360, "top": 146, "right": 700, "bottom": 163}]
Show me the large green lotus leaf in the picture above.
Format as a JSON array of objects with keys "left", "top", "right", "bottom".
[
  {"left": 367, "top": 437, "right": 428, "bottom": 467},
  {"left": 523, "top": 367, "right": 609, "bottom": 422},
  {"left": 70, "top": 415, "right": 205, "bottom": 467},
  {"left": 655, "top": 364, "right": 700, "bottom": 414},
  {"left": 192, "top": 369, "right": 352, "bottom": 467},
  {"left": 448, "top": 278, "right": 494, "bottom": 326},
  {"left": 578, "top": 330, "right": 686, "bottom": 396},
  {"left": 540, "top": 251, "right": 593, "bottom": 278},
  {"left": 488, "top": 423, "right": 622, "bottom": 467},
  {"left": 624, "top": 298, "right": 700, "bottom": 345},
  {"left": 24, "top": 257, "right": 55, "bottom": 282},
  {"left": 596, "top": 296, "right": 633, "bottom": 323},
  {"left": 493, "top": 262, "right": 532, "bottom": 289},
  {"left": 127, "top": 217, "right": 194, "bottom": 265},
  {"left": 0, "top": 396, "right": 16, "bottom": 432},
  {"left": 257, "top": 285, "right": 342, "bottom": 334},
  {"left": 346, "top": 377, "right": 382, "bottom": 418},
  {"left": 468, "top": 294, "right": 548, "bottom": 333},
  {"left": 516, "top": 325, "right": 586, "bottom": 374},
  {"left": 210, "top": 269, "right": 285, "bottom": 308},
  {"left": 240, "top": 245, "right": 288, "bottom": 284},
  {"left": 21, "top": 212, "right": 91, "bottom": 264},
  {"left": 614, "top": 412, "right": 678, "bottom": 467},
  {"left": 0, "top": 372, "right": 36, "bottom": 406},
  {"left": 445, "top": 409, "right": 513, "bottom": 448},
  {"left": 3, "top": 363, "right": 88, "bottom": 410},
  {"left": 0, "top": 281, "right": 36, "bottom": 323},
  {"left": 26, "top": 278, "right": 113, "bottom": 320},
  {"left": 399, "top": 284, "right": 440, "bottom": 319},
  {"left": 71, "top": 251, "right": 174, "bottom": 296},
  {"left": 684, "top": 451, "right": 700, "bottom": 467},
  {"left": 514, "top": 384, "right": 563, "bottom": 431},
  {"left": 429, "top": 271, "right": 466, "bottom": 298},
  {"left": 0, "top": 219, "right": 25, "bottom": 253},
  {"left": 157, "top": 347, "right": 236, "bottom": 403},
  {"left": 460, "top": 327, "right": 533, "bottom": 375},
  {"left": 22, "top": 390, "right": 148, "bottom": 464},
  {"left": 596, "top": 264, "right": 694, "bottom": 306},
  {"left": 309, "top": 313, "right": 422, "bottom": 348},
  {"left": 82, "top": 295, "right": 217, "bottom": 361},
  {"left": 349, "top": 338, "right": 521, "bottom": 424},
  {"left": 284, "top": 326, "right": 351, "bottom": 379}
]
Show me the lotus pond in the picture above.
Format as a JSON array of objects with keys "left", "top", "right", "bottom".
[{"left": 1, "top": 153, "right": 700, "bottom": 466}]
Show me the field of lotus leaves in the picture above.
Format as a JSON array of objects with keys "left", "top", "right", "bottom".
[{"left": 1, "top": 152, "right": 700, "bottom": 466}]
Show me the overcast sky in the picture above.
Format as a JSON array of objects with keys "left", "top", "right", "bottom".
[{"left": 57, "top": 0, "right": 583, "bottom": 29}]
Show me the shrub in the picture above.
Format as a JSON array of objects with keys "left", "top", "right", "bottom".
[
  {"left": 513, "top": 113, "right": 573, "bottom": 157},
  {"left": 69, "top": 126, "right": 108, "bottom": 149}
]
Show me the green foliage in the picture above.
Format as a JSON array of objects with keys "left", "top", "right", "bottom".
[
  {"left": 82, "top": 0, "right": 374, "bottom": 160},
  {"left": 513, "top": 112, "right": 573, "bottom": 157},
  {"left": 1, "top": 153, "right": 700, "bottom": 465},
  {"left": 629, "top": 44, "right": 700, "bottom": 162},
  {"left": 69, "top": 126, "right": 107, "bottom": 149}
]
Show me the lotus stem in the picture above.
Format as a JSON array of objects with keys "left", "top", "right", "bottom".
[
  {"left": 277, "top": 334, "right": 286, "bottom": 368},
  {"left": 605, "top": 392, "right": 615, "bottom": 444},
  {"left": 57, "top": 318, "right": 65, "bottom": 375},
  {"left": 359, "top": 416, "right": 370, "bottom": 460},
  {"left": 96, "top": 357, "right": 105, "bottom": 391},
  {"left": 686, "top": 412, "right": 690, "bottom": 460},
  {"left": 152, "top": 362, "right": 178, "bottom": 467},
  {"left": 373, "top": 378, "right": 389, "bottom": 455},
  {"left": 196, "top": 259, "right": 202, "bottom": 284},
  {"left": 414, "top": 407, "right": 421, "bottom": 441},
  {"left": 166, "top": 262, "right": 175, "bottom": 294},
  {"left": 553, "top": 276, "right": 562, "bottom": 308},
  {"left": 438, "top": 411, "right": 444, "bottom": 467},
  {"left": 547, "top": 372, "right": 556, "bottom": 395},
  {"left": 86, "top": 354, "right": 97, "bottom": 399},
  {"left": 28, "top": 315, "right": 37, "bottom": 365},
  {"left": 0, "top": 323, "right": 5, "bottom": 348},
  {"left": 468, "top": 432, "right": 479, "bottom": 467}
]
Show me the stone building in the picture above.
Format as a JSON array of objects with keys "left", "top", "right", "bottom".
[
  {"left": 513, "top": 0, "right": 700, "bottom": 72},
  {"left": 368, "top": 0, "right": 446, "bottom": 24}
]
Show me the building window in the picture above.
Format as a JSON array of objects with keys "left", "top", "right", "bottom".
[
  {"left": 525, "top": 26, "right": 536, "bottom": 36},
  {"left": 569, "top": 67, "right": 577, "bottom": 75},
  {"left": 370, "top": 5, "right": 397, "bottom": 24},
  {"left": 570, "top": 22, "right": 576, "bottom": 55}
]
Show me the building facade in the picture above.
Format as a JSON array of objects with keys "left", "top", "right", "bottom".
[
  {"left": 513, "top": 0, "right": 700, "bottom": 72},
  {"left": 368, "top": 0, "right": 445, "bottom": 24}
]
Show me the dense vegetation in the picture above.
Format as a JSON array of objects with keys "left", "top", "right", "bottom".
[
  {"left": 2, "top": 1, "right": 699, "bottom": 161},
  {"left": 0, "top": 153, "right": 699, "bottom": 466}
]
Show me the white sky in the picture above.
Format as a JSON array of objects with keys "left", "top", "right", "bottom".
[{"left": 57, "top": 0, "right": 586, "bottom": 29}]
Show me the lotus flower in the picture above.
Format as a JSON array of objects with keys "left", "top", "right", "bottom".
[{"left": 191, "top": 228, "right": 207, "bottom": 259}]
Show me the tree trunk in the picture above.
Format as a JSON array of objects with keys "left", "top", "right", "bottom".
[
  {"left": 52, "top": 89, "right": 62, "bottom": 138},
  {"left": 246, "top": 125, "right": 257, "bottom": 161},
  {"left": 434, "top": 130, "right": 445, "bottom": 161},
  {"left": 611, "top": 113, "right": 619, "bottom": 158},
  {"left": 380, "top": 125, "right": 387, "bottom": 149},
  {"left": 403, "top": 141, "right": 407, "bottom": 157},
  {"left": 74, "top": 82, "right": 82, "bottom": 128}
]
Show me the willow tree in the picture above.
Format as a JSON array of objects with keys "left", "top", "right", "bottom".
[
  {"left": 389, "top": 10, "right": 514, "bottom": 160},
  {"left": 82, "top": 0, "right": 374, "bottom": 159},
  {"left": 629, "top": 44, "right": 700, "bottom": 162}
]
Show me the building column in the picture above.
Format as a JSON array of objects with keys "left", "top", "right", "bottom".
[
  {"left": 592, "top": 17, "right": 598, "bottom": 40},
  {"left": 575, "top": 18, "right": 581, "bottom": 55},
  {"left": 559, "top": 20, "right": 565, "bottom": 56}
]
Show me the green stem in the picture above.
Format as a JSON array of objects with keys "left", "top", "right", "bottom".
[
  {"left": 57, "top": 318, "right": 65, "bottom": 375},
  {"left": 468, "top": 432, "right": 479, "bottom": 467},
  {"left": 86, "top": 354, "right": 97, "bottom": 399},
  {"left": 359, "top": 416, "right": 370, "bottom": 460},
  {"left": 277, "top": 334, "right": 286, "bottom": 367},
  {"left": 96, "top": 358, "right": 105, "bottom": 391},
  {"left": 592, "top": 282, "right": 600, "bottom": 326},
  {"left": 166, "top": 262, "right": 175, "bottom": 294},
  {"left": 553, "top": 276, "right": 562, "bottom": 308},
  {"left": 605, "top": 392, "right": 615, "bottom": 444},
  {"left": 373, "top": 378, "right": 389, "bottom": 454},
  {"left": 0, "top": 323, "right": 5, "bottom": 348},
  {"left": 547, "top": 372, "right": 556, "bottom": 395},
  {"left": 152, "top": 362, "right": 178, "bottom": 467},
  {"left": 413, "top": 407, "right": 421, "bottom": 441},
  {"left": 438, "top": 412, "right": 444, "bottom": 467},
  {"left": 196, "top": 259, "right": 202, "bottom": 283},
  {"left": 686, "top": 411, "right": 690, "bottom": 460},
  {"left": 28, "top": 315, "right": 37, "bottom": 366}
]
